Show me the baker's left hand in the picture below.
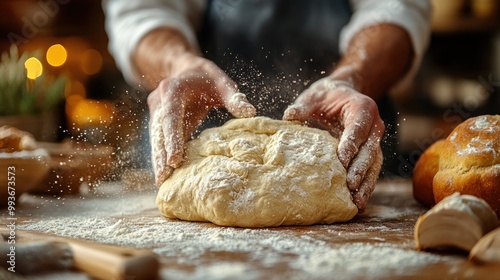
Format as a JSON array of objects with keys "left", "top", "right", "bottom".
[{"left": 283, "top": 76, "right": 385, "bottom": 211}]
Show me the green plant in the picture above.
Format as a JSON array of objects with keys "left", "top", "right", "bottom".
[{"left": 0, "top": 45, "right": 66, "bottom": 116}]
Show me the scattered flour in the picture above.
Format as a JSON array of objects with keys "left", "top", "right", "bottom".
[
  {"left": 19, "top": 215, "right": 451, "bottom": 279},
  {"left": 14, "top": 180, "right": 460, "bottom": 280},
  {"left": 360, "top": 204, "right": 412, "bottom": 220},
  {"left": 292, "top": 243, "right": 445, "bottom": 280},
  {"left": 161, "top": 262, "right": 262, "bottom": 280}
]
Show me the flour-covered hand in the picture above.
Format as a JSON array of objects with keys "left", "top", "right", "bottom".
[
  {"left": 148, "top": 53, "right": 256, "bottom": 187},
  {"left": 283, "top": 76, "right": 384, "bottom": 211}
]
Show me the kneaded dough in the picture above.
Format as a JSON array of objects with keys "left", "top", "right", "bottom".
[{"left": 156, "top": 117, "right": 358, "bottom": 227}]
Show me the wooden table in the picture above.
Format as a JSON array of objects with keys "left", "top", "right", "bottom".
[{"left": 2, "top": 178, "right": 500, "bottom": 279}]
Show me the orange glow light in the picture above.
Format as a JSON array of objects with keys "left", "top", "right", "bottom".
[
  {"left": 81, "top": 49, "right": 103, "bottom": 75},
  {"left": 24, "top": 57, "right": 43, "bottom": 79},
  {"left": 46, "top": 44, "right": 67, "bottom": 67},
  {"left": 70, "top": 99, "right": 115, "bottom": 126}
]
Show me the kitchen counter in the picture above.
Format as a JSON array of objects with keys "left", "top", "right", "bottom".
[{"left": 2, "top": 177, "right": 500, "bottom": 279}]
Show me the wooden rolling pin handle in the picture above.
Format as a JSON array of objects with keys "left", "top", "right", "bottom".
[{"left": 68, "top": 242, "right": 159, "bottom": 280}]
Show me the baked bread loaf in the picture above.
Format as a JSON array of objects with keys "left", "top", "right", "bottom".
[
  {"left": 412, "top": 139, "right": 445, "bottom": 208},
  {"left": 412, "top": 115, "right": 500, "bottom": 217}
]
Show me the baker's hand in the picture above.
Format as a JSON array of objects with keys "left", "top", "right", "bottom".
[
  {"left": 283, "top": 77, "right": 384, "bottom": 211},
  {"left": 147, "top": 53, "right": 256, "bottom": 186}
]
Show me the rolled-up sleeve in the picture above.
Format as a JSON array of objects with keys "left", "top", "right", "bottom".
[
  {"left": 102, "top": 0, "right": 205, "bottom": 85},
  {"left": 340, "top": 0, "right": 432, "bottom": 91}
]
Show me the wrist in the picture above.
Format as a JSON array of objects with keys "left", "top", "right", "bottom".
[
  {"left": 328, "top": 65, "right": 361, "bottom": 91},
  {"left": 134, "top": 28, "right": 194, "bottom": 89}
]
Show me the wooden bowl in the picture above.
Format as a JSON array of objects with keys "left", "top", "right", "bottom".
[
  {"left": 0, "top": 149, "right": 50, "bottom": 207},
  {"left": 30, "top": 141, "right": 115, "bottom": 195}
]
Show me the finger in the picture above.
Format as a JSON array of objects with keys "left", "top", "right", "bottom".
[
  {"left": 224, "top": 92, "right": 256, "bottom": 118},
  {"left": 346, "top": 121, "right": 384, "bottom": 191},
  {"left": 160, "top": 81, "right": 186, "bottom": 168},
  {"left": 352, "top": 148, "right": 383, "bottom": 211},
  {"left": 207, "top": 68, "right": 255, "bottom": 118},
  {"left": 283, "top": 103, "right": 310, "bottom": 121},
  {"left": 283, "top": 92, "right": 317, "bottom": 121},
  {"left": 337, "top": 108, "right": 375, "bottom": 169},
  {"left": 150, "top": 109, "right": 169, "bottom": 186},
  {"left": 156, "top": 166, "right": 173, "bottom": 187},
  {"left": 162, "top": 105, "right": 185, "bottom": 168}
]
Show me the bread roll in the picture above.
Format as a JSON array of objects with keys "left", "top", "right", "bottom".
[
  {"left": 412, "top": 115, "right": 500, "bottom": 217},
  {"left": 433, "top": 115, "right": 500, "bottom": 217},
  {"left": 0, "top": 125, "right": 37, "bottom": 152},
  {"left": 412, "top": 139, "right": 445, "bottom": 208}
]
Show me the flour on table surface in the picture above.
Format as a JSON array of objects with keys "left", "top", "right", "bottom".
[
  {"left": 19, "top": 215, "right": 454, "bottom": 280},
  {"left": 15, "top": 179, "right": 465, "bottom": 280}
]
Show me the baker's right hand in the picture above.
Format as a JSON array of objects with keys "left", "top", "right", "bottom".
[{"left": 147, "top": 53, "right": 256, "bottom": 187}]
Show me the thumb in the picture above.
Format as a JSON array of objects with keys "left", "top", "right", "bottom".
[
  {"left": 283, "top": 103, "right": 310, "bottom": 122},
  {"left": 224, "top": 91, "right": 256, "bottom": 118}
]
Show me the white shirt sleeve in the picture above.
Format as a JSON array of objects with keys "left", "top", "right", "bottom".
[
  {"left": 102, "top": 0, "right": 206, "bottom": 85},
  {"left": 340, "top": 0, "right": 432, "bottom": 92}
]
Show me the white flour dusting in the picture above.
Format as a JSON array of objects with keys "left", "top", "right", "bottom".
[
  {"left": 451, "top": 116, "right": 499, "bottom": 157},
  {"left": 19, "top": 215, "right": 451, "bottom": 279},
  {"left": 457, "top": 137, "right": 497, "bottom": 157},
  {"left": 470, "top": 115, "right": 493, "bottom": 132},
  {"left": 293, "top": 243, "right": 445, "bottom": 280}
]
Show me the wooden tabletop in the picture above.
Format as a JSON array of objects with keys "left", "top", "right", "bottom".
[{"left": 3, "top": 177, "right": 500, "bottom": 279}]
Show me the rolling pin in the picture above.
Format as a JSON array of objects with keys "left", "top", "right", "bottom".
[
  {"left": 1, "top": 231, "right": 159, "bottom": 279},
  {"left": 0, "top": 241, "right": 72, "bottom": 275},
  {"left": 68, "top": 240, "right": 159, "bottom": 280}
]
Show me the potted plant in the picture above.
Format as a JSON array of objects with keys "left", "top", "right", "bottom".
[{"left": 0, "top": 45, "right": 66, "bottom": 141}]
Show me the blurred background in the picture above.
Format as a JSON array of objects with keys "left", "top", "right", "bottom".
[
  {"left": 0, "top": 0, "right": 149, "bottom": 173},
  {"left": 0, "top": 0, "right": 499, "bottom": 177}
]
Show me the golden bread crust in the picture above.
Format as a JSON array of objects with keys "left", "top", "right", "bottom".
[
  {"left": 432, "top": 115, "right": 500, "bottom": 216},
  {"left": 412, "top": 139, "right": 446, "bottom": 208},
  {"left": 413, "top": 115, "right": 500, "bottom": 217},
  {"left": 0, "top": 125, "right": 38, "bottom": 152}
]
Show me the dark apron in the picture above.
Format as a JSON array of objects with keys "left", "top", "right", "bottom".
[
  {"left": 196, "top": 0, "right": 398, "bottom": 175},
  {"left": 199, "top": 0, "right": 352, "bottom": 118}
]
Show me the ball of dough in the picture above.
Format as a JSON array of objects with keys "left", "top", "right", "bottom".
[
  {"left": 156, "top": 117, "right": 358, "bottom": 227},
  {"left": 432, "top": 115, "right": 500, "bottom": 217}
]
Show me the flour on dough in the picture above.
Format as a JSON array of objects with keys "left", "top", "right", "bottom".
[{"left": 156, "top": 117, "right": 358, "bottom": 227}]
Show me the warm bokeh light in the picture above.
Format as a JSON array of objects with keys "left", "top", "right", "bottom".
[
  {"left": 64, "top": 80, "right": 87, "bottom": 99},
  {"left": 46, "top": 44, "right": 67, "bottom": 67},
  {"left": 70, "top": 99, "right": 115, "bottom": 126},
  {"left": 81, "top": 49, "right": 103, "bottom": 75},
  {"left": 24, "top": 57, "right": 43, "bottom": 79}
]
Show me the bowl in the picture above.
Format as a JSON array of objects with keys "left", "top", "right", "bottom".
[
  {"left": 30, "top": 141, "right": 115, "bottom": 195},
  {"left": 0, "top": 149, "right": 50, "bottom": 207}
]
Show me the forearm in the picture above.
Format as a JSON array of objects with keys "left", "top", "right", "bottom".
[
  {"left": 133, "top": 28, "right": 197, "bottom": 90},
  {"left": 330, "top": 23, "right": 413, "bottom": 101}
]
